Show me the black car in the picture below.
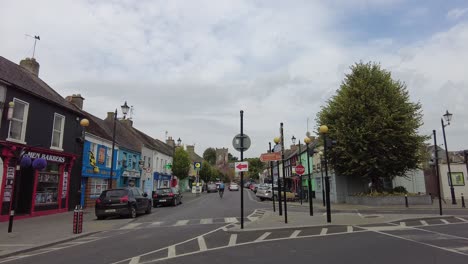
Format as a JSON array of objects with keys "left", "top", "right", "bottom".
[
  {"left": 95, "top": 187, "right": 152, "bottom": 220},
  {"left": 153, "top": 187, "right": 183, "bottom": 207}
]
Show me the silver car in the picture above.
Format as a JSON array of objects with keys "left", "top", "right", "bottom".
[{"left": 256, "top": 185, "right": 278, "bottom": 201}]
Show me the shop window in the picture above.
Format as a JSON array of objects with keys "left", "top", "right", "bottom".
[
  {"left": 8, "top": 98, "right": 29, "bottom": 143},
  {"left": 106, "top": 148, "right": 112, "bottom": 168},
  {"left": 90, "top": 178, "right": 108, "bottom": 198},
  {"left": 51, "top": 113, "right": 65, "bottom": 150},
  {"left": 35, "top": 163, "right": 60, "bottom": 207}
]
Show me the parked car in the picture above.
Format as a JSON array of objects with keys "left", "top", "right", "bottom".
[
  {"left": 207, "top": 183, "right": 218, "bottom": 193},
  {"left": 153, "top": 187, "right": 183, "bottom": 207},
  {"left": 229, "top": 183, "right": 239, "bottom": 191},
  {"left": 95, "top": 187, "right": 152, "bottom": 220},
  {"left": 249, "top": 183, "right": 257, "bottom": 192},
  {"left": 244, "top": 182, "right": 252, "bottom": 188},
  {"left": 256, "top": 185, "right": 278, "bottom": 201}
]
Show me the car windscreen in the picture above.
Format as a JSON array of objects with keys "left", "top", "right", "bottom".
[
  {"left": 101, "top": 189, "right": 128, "bottom": 198},
  {"left": 156, "top": 189, "right": 172, "bottom": 194}
]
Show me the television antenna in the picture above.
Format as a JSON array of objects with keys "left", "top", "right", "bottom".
[{"left": 25, "top": 34, "right": 40, "bottom": 58}]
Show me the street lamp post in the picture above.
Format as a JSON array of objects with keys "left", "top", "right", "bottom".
[
  {"left": 291, "top": 136, "right": 302, "bottom": 204},
  {"left": 304, "top": 136, "right": 314, "bottom": 216},
  {"left": 441, "top": 110, "right": 456, "bottom": 204},
  {"left": 280, "top": 123, "right": 288, "bottom": 224},
  {"left": 431, "top": 130, "right": 443, "bottom": 216},
  {"left": 109, "top": 102, "right": 130, "bottom": 189},
  {"left": 269, "top": 142, "right": 276, "bottom": 212},
  {"left": 319, "top": 151, "right": 325, "bottom": 207},
  {"left": 320, "top": 125, "right": 331, "bottom": 223}
]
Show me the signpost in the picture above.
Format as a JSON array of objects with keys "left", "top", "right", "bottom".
[
  {"left": 260, "top": 152, "right": 281, "bottom": 162},
  {"left": 233, "top": 111, "right": 250, "bottom": 229}
]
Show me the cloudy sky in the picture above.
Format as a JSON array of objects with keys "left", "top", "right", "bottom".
[{"left": 2, "top": 0, "right": 468, "bottom": 158}]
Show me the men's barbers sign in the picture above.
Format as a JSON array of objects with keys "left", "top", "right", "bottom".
[{"left": 26, "top": 151, "right": 66, "bottom": 163}]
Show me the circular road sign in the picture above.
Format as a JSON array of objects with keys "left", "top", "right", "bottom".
[
  {"left": 232, "top": 134, "right": 251, "bottom": 152},
  {"left": 295, "top": 164, "right": 305, "bottom": 175}
]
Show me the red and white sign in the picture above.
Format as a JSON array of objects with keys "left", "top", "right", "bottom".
[
  {"left": 260, "top": 152, "right": 282, "bottom": 162},
  {"left": 235, "top": 162, "right": 249, "bottom": 172},
  {"left": 295, "top": 164, "right": 305, "bottom": 175}
]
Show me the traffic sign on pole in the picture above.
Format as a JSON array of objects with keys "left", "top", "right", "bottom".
[
  {"left": 235, "top": 161, "right": 249, "bottom": 172},
  {"left": 232, "top": 134, "right": 251, "bottom": 152},
  {"left": 295, "top": 164, "right": 305, "bottom": 175}
]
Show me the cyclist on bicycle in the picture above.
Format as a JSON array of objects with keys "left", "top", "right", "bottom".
[{"left": 218, "top": 182, "right": 225, "bottom": 197}]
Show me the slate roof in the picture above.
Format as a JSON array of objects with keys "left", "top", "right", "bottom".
[{"left": 0, "top": 56, "right": 81, "bottom": 114}]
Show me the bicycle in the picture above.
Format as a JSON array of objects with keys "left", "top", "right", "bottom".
[{"left": 219, "top": 189, "right": 224, "bottom": 198}]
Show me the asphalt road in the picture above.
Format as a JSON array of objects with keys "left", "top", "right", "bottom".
[{"left": 2, "top": 189, "right": 468, "bottom": 264}]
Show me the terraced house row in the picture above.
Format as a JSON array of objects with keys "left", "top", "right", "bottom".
[{"left": 0, "top": 56, "right": 198, "bottom": 221}]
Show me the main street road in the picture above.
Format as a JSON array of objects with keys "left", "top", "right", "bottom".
[
  {"left": 0, "top": 188, "right": 267, "bottom": 264},
  {"left": 2, "top": 189, "right": 468, "bottom": 264}
]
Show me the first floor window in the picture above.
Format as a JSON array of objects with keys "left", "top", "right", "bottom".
[
  {"left": 90, "top": 178, "right": 108, "bottom": 198},
  {"left": 51, "top": 113, "right": 65, "bottom": 149},
  {"left": 8, "top": 98, "right": 29, "bottom": 142}
]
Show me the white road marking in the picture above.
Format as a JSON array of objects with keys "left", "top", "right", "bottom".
[
  {"left": 129, "top": 256, "right": 140, "bottom": 264},
  {"left": 441, "top": 219, "right": 450, "bottom": 224},
  {"left": 420, "top": 220, "right": 429, "bottom": 226},
  {"left": 201, "top": 218, "right": 213, "bottom": 224},
  {"left": 456, "top": 217, "right": 468, "bottom": 222},
  {"left": 347, "top": 226, "right": 353, "bottom": 233},
  {"left": 248, "top": 216, "right": 259, "bottom": 221},
  {"left": 198, "top": 236, "right": 208, "bottom": 251},
  {"left": 453, "top": 246, "right": 468, "bottom": 252},
  {"left": 228, "top": 234, "right": 238, "bottom": 246},
  {"left": 399, "top": 222, "right": 406, "bottom": 227},
  {"left": 150, "top": 221, "right": 163, "bottom": 226},
  {"left": 225, "top": 217, "right": 238, "bottom": 223},
  {"left": 290, "top": 230, "right": 301, "bottom": 238},
  {"left": 168, "top": 246, "right": 176, "bottom": 258},
  {"left": 120, "top": 223, "right": 142, "bottom": 230},
  {"left": 0, "top": 244, "right": 34, "bottom": 247},
  {"left": 174, "top": 220, "right": 189, "bottom": 226},
  {"left": 320, "top": 228, "right": 328, "bottom": 235},
  {"left": 255, "top": 232, "right": 272, "bottom": 242}
]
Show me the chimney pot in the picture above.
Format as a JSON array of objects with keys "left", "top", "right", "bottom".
[
  {"left": 19, "top": 57, "right": 40, "bottom": 76},
  {"left": 66, "top": 94, "right": 85, "bottom": 109}
]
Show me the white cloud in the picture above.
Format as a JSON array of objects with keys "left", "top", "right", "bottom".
[
  {"left": 447, "top": 8, "right": 468, "bottom": 20},
  {"left": 1, "top": 1, "right": 468, "bottom": 157}
]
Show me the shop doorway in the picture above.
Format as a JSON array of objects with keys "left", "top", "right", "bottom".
[{"left": 15, "top": 167, "right": 35, "bottom": 215}]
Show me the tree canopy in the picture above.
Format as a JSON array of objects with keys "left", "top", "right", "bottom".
[
  {"left": 199, "top": 161, "right": 213, "bottom": 183},
  {"left": 173, "top": 147, "right": 191, "bottom": 180},
  {"left": 245, "top": 157, "right": 265, "bottom": 180},
  {"left": 316, "top": 62, "right": 427, "bottom": 191},
  {"left": 203, "top": 148, "right": 217, "bottom": 165}
]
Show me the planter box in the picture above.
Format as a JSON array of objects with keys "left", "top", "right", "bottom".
[{"left": 346, "top": 195, "right": 432, "bottom": 206}]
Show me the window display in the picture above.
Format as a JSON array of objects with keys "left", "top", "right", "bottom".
[{"left": 35, "top": 163, "right": 60, "bottom": 205}]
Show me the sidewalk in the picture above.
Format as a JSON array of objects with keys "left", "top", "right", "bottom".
[{"left": 0, "top": 208, "right": 133, "bottom": 258}]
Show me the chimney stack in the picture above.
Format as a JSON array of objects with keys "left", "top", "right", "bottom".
[
  {"left": 19, "top": 58, "right": 40, "bottom": 76},
  {"left": 186, "top": 145, "right": 195, "bottom": 153},
  {"left": 106, "top": 111, "right": 115, "bottom": 121},
  {"left": 120, "top": 119, "right": 133, "bottom": 127},
  {"left": 65, "top": 94, "right": 85, "bottom": 109},
  {"left": 166, "top": 136, "right": 175, "bottom": 148}
]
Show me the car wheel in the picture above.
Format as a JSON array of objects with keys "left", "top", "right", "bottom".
[
  {"left": 97, "top": 215, "right": 105, "bottom": 220},
  {"left": 179, "top": 199, "right": 183, "bottom": 205},
  {"left": 129, "top": 206, "right": 137, "bottom": 218},
  {"left": 145, "top": 203, "right": 152, "bottom": 214}
]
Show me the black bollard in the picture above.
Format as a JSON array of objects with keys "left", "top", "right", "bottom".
[
  {"left": 462, "top": 193, "right": 466, "bottom": 208},
  {"left": 405, "top": 194, "right": 409, "bottom": 208}
]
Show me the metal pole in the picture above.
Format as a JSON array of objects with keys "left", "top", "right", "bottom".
[
  {"left": 277, "top": 160, "right": 283, "bottom": 215},
  {"left": 321, "top": 157, "right": 325, "bottom": 207},
  {"left": 305, "top": 142, "right": 313, "bottom": 216},
  {"left": 298, "top": 141, "right": 302, "bottom": 205},
  {"left": 8, "top": 161, "right": 21, "bottom": 233},
  {"left": 269, "top": 142, "right": 276, "bottom": 212},
  {"left": 324, "top": 135, "right": 331, "bottom": 223},
  {"left": 433, "top": 130, "right": 443, "bottom": 216},
  {"left": 280, "top": 123, "right": 288, "bottom": 223},
  {"left": 441, "top": 119, "right": 456, "bottom": 204},
  {"left": 109, "top": 109, "right": 117, "bottom": 189},
  {"left": 240, "top": 110, "right": 244, "bottom": 229}
]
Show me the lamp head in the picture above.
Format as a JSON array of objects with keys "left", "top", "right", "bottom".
[{"left": 319, "top": 125, "right": 329, "bottom": 134}]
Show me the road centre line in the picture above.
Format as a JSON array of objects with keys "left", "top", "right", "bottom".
[
  {"left": 255, "top": 232, "right": 271, "bottom": 242},
  {"left": 174, "top": 220, "right": 189, "bottom": 226}
]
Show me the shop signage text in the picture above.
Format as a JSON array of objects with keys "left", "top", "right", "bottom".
[{"left": 27, "top": 151, "right": 66, "bottom": 163}]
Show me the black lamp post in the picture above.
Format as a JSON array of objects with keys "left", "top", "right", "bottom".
[
  {"left": 304, "top": 136, "right": 313, "bottom": 216},
  {"left": 319, "top": 151, "right": 325, "bottom": 207},
  {"left": 274, "top": 137, "right": 283, "bottom": 216},
  {"left": 430, "top": 130, "right": 443, "bottom": 216},
  {"left": 280, "top": 123, "right": 288, "bottom": 224},
  {"left": 441, "top": 110, "right": 456, "bottom": 204},
  {"left": 109, "top": 102, "right": 130, "bottom": 189},
  {"left": 320, "top": 125, "right": 331, "bottom": 223},
  {"left": 269, "top": 142, "right": 275, "bottom": 212}
]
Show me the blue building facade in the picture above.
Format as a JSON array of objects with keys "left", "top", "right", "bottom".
[{"left": 117, "top": 148, "right": 142, "bottom": 188}]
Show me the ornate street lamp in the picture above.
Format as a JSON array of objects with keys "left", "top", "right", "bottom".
[
  {"left": 121, "top": 101, "right": 130, "bottom": 119},
  {"left": 177, "top": 137, "right": 182, "bottom": 147},
  {"left": 441, "top": 110, "right": 456, "bottom": 204},
  {"left": 319, "top": 125, "right": 331, "bottom": 223},
  {"left": 109, "top": 102, "right": 130, "bottom": 189},
  {"left": 291, "top": 135, "right": 296, "bottom": 145}
]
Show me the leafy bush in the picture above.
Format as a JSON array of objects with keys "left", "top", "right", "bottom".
[{"left": 393, "top": 186, "right": 408, "bottom": 194}]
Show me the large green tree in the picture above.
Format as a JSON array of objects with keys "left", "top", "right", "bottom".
[
  {"left": 203, "top": 148, "right": 217, "bottom": 165},
  {"left": 228, "top": 153, "right": 238, "bottom": 162},
  {"left": 317, "top": 62, "right": 427, "bottom": 191},
  {"left": 199, "top": 161, "right": 213, "bottom": 183},
  {"left": 173, "top": 147, "right": 191, "bottom": 180}
]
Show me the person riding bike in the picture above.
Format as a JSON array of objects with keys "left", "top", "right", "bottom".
[{"left": 218, "top": 182, "right": 225, "bottom": 198}]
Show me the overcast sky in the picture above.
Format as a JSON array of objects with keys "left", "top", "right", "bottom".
[{"left": 2, "top": 0, "right": 468, "bottom": 158}]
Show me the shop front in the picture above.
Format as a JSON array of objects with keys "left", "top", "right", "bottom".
[
  {"left": 80, "top": 167, "right": 115, "bottom": 208},
  {"left": 153, "top": 172, "right": 172, "bottom": 190},
  {"left": 0, "top": 143, "right": 76, "bottom": 221},
  {"left": 120, "top": 170, "right": 141, "bottom": 188}
]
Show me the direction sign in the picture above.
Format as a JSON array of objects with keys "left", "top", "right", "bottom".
[
  {"left": 232, "top": 134, "right": 251, "bottom": 152},
  {"left": 260, "top": 152, "right": 282, "bottom": 162},
  {"left": 295, "top": 164, "right": 305, "bottom": 175},
  {"left": 235, "top": 161, "right": 249, "bottom": 172}
]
